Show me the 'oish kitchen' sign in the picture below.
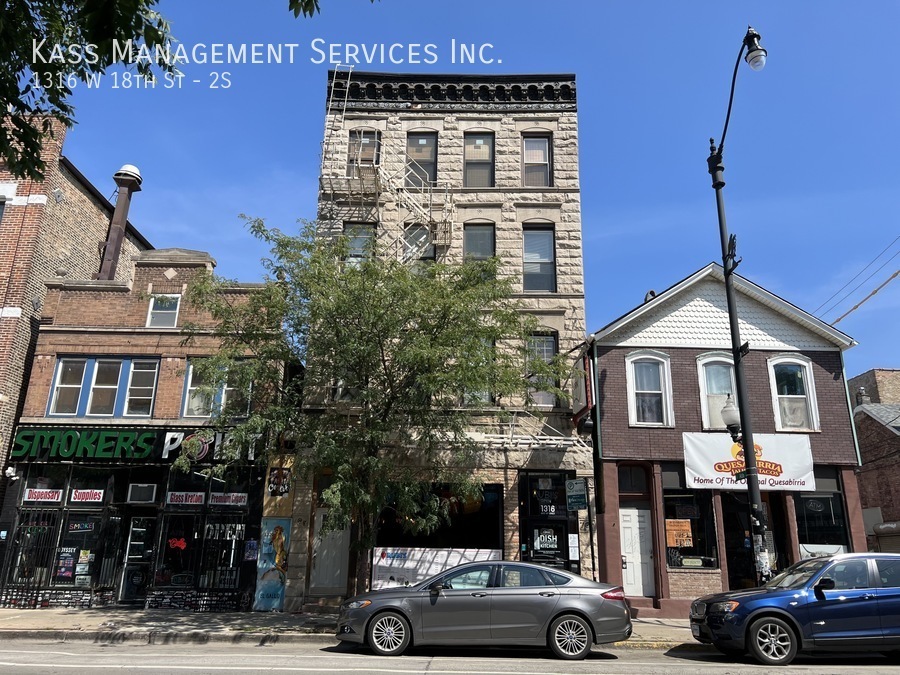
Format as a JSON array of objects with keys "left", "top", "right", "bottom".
[{"left": 11, "top": 427, "right": 234, "bottom": 464}]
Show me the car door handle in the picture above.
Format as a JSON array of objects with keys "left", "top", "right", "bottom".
[
  {"left": 471, "top": 592, "right": 488, "bottom": 597},
  {"left": 539, "top": 592, "right": 556, "bottom": 597}
]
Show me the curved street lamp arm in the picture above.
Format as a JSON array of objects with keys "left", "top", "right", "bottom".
[{"left": 716, "top": 43, "right": 747, "bottom": 156}]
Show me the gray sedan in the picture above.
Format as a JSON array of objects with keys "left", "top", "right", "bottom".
[{"left": 336, "top": 560, "right": 632, "bottom": 659}]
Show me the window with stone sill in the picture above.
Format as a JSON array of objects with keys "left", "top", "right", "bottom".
[
  {"left": 48, "top": 357, "right": 159, "bottom": 417},
  {"left": 522, "top": 134, "right": 552, "bottom": 187},
  {"left": 464, "top": 132, "right": 494, "bottom": 188},
  {"left": 697, "top": 353, "right": 737, "bottom": 430},
  {"left": 346, "top": 129, "right": 380, "bottom": 178},
  {"left": 767, "top": 355, "right": 820, "bottom": 431},
  {"left": 147, "top": 294, "right": 180, "bottom": 328}
]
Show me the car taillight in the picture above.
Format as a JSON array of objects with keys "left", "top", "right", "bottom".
[{"left": 601, "top": 587, "right": 626, "bottom": 601}]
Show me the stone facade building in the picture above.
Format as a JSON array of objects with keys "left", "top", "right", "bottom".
[
  {"left": 1, "top": 248, "right": 263, "bottom": 609},
  {"left": 277, "top": 71, "right": 592, "bottom": 610},
  {"left": 0, "top": 123, "right": 151, "bottom": 568},
  {"left": 587, "top": 264, "right": 866, "bottom": 617}
]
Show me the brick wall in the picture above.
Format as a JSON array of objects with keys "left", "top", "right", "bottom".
[
  {"left": 596, "top": 346, "right": 858, "bottom": 466},
  {"left": 666, "top": 567, "right": 723, "bottom": 599},
  {"left": 849, "top": 369, "right": 900, "bottom": 405},
  {"left": 855, "top": 412, "right": 900, "bottom": 523}
]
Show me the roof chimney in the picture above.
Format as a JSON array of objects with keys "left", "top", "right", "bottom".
[
  {"left": 95, "top": 164, "right": 142, "bottom": 281},
  {"left": 856, "top": 386, "right": 872, "bottom": 407}
]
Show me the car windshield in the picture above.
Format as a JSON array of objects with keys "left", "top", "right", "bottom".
[{"left": 764, "top": 558, "right": 830, "bottom": 589}]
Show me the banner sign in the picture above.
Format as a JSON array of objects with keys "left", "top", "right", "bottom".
[
  {"left": 11, "top": 427, "right": 237, "bottom": 464},
  {"left": 70, "top": 488, "right": 104, "bottom": 503},
  {"left": 166, "top": 491, "right": 206, "bottom": 505},
  {"left": 24, "top": 488, "right": 63, "bottom": 502},
  {"left": 683, "top": 432, "right": 815, "bottom": 492},
  {"left": 209, "top": 492, "right": 248, "bottom": 506},
  {"left": 254, "top": 517, "right": 291, "bottom": 611},
  {"left": 371, "top": 547, "right": 502, "bottom": 590}
]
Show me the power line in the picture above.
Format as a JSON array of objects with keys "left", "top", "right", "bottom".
[
  {"left": 815, "top": 235, "right": 899, "bottom": 314},
  {"left": 831, "top": 269, "right": 899, "bottom": 325},
  {"left": 822, "top": 249, "right": 899, "bottom": 319}
]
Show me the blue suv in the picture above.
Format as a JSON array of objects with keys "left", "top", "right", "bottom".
[{"left": 690, "top": 553, "right": 900, "bottom": 666}]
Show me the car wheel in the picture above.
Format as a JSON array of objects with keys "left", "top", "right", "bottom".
[
  {"left": 747, "top": 617, "right": 797, "bottom": 666},
  {"left": 713, "top": 643, "right": 745, "bottom": 657},
  {"left": 367, "top": 611, "right": 411, "bottom": 656},
  {"left": 549, "top": 614, "right": 592, "bottom": 660}
]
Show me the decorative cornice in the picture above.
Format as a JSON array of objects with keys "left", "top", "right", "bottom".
[{"left": 327, "top": 71, "right": 576, "bottom": 113}]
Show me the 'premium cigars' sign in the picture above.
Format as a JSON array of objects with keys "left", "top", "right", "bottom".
[{"left": 11, "top": 427, "right": 233, "bottom": 464}]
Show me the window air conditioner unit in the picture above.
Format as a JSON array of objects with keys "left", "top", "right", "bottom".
[{"left": 127, "top": 483, "right": 157, "bottom": 504}]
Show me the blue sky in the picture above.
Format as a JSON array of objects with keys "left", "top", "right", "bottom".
[{"left": 60, "top": 0, "right": 899, "bottom": 378}]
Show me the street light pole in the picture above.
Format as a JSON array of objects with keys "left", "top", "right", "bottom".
[{"left": 707, "top": 26, "right": 771, "bottom": 584}]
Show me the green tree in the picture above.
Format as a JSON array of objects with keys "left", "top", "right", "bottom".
[
  {"left": 1, "top": 0, "right": 373, "bottom": 180},
  {"left": 184, "top": 220, "right": 569, "bottom": 594}
]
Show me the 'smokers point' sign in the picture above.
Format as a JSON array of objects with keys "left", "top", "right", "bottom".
[{"left": 11, "top": 427, "right": 232, "bottom": 463}]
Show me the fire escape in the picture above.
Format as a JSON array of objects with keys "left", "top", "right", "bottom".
[{"left": 318, "top": 66, "right": 454, "bottom": 262}]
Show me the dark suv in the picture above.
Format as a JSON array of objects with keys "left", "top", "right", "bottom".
[{"left": 690, "top": 553, "right": 900, "bottom": 666}]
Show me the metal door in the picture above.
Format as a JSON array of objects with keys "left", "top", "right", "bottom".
[
  {"left": 119, "top": 516, "right": 156, "bottom": 602},
  {"left": 620, "top": 507, "right": 654, "bottom": 597},
  {"left": 308, "top": 508, "right": 349, "bottom": 596}
]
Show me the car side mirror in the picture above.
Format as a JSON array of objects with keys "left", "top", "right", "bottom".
[
  {"left": 814, "top": 577, "right": 835, "bottom": 596},
  {"left": 429, "top": 581, "right": 445, "bottom": 594}
]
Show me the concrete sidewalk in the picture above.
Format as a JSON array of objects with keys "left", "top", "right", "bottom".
[{"left": 0, "top": 607, "right": 701, "bottom": 650}]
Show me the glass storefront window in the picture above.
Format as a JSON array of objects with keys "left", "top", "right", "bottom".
[
  {"left": 525, "top": 473, "right": 568, "bottom": 518},
  {"left": 69, "top": 467, "right": 113, "bottom": 506},
  {"left": 155, "top": 515, "right": 199, "bottom": 586},
  {"left": 796, "top": 493, "right": 849, "bottom": 552},
  {"left": 200, "top": 516, "right": 246, "bottom": 589},
  {"left": 664, "top": 492, "right": 718, "bottom": 568},
  {"left": 53, "top": 513, "right": 104, "bottom": 586}
]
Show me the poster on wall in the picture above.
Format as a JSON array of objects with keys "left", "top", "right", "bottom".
[
  {"left": 371, "top": 547, "right": 502, "bottom": 590},
  {"left": 263, "top": 458, "right": 294, "bottom": 518},
  {"left": 253, "top": 517, "right": 291, "bottom": 611},
  {"left": 665, "top": 519, "right": 693, "bottom": 547},
  {"left": 683, "top": 432, "right": 815, "bottom": 491}
]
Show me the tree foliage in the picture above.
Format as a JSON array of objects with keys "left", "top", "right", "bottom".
[
  {"left": 184, "top": 220, "right": 569, "bottom": 593},
  {"left": 1, "top": 0, "right": 375, "bottom": 180}
]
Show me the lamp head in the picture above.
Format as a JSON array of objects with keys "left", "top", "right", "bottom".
[
  {"left": 743, "top": 26, "right": 767, "bottom": 71},
  {"left": 721, "top": 394, "right": 743, "bottom": 440}
]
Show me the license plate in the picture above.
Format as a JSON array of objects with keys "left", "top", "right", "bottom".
[{"left": 691, "top": 624, "right": 700, "bottom": 637}]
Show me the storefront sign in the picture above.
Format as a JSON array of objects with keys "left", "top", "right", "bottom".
[
  {"left": 683, "top": 433, "right": 815, "bottom": 491},
  {"left": 70, "top": 488, "right": 104, "bottom": 503},
  {"left": 666, "top": 519, "right": 693, "bottom": 547},
  {"left": 209, "top": 492, "right": 248, "bottom": 506},
  {"left": 166, "top": 491, "right": 206, "bottom": 505},
  {"left": 371, "top": 547, "right": 502, "bottom": 590},
  {"left": 24, "top": 488, "right": 62, "bottom": 502},
  {"left": 11, "top": 427, "right": 236, "bottom": 464},
  {"left": 565, "top": 479, "right": 588, "bottom": 511}
]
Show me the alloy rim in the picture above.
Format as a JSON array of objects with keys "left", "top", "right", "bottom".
[
  {"left": 755, "top": 622, "right": 791, "bottom": 661},
  {"left": 555, "top": 619, "right": 589, "bottom": 656},
  {"left": 372, "top": 615, "right": 406, "bottom": 652}
]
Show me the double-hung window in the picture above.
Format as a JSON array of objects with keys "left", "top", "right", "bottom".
[
  {"left": 625, "top": 350, "right": 674, "bottom": 426},
  {"left": 183, "top": 362, "right": 251, "bottom": 418},
  {"left": 697, "top": 353, "right": 736, "bottom": 429},
  {"left": 346, "top": 129, "right": 380, "bottom": 177},
  {"left": 147, "top": 294, "right": 180, "bottom": 327},
  {"left": 523, "top": 134, "right": 552, "bottom": 187},
  {"left": 523, "top": 225, "right": 556, "bottom": 292},
  {"left": 344, "top": 222, "right": 375, "bottom": 264},
  {"left": 406, "top": 132, "right": 437, "bottom": 187},
  {"left": 527, "top": 334, "right": 558, "bottom": 408},
  {"left": 464, "top": 133, "right": 494, "bottom": 187},
  {"left": 49, "top": 358, "right": 159, "bottom": 417},
  {"left": 463, "top": 223, "right": 495, "bottom": 260},
  {"left": 768, "top": 355, "right": 819, "bottom": 431},
  {"left": 403, "top": 224, "right": 434, "bottom": 261}
]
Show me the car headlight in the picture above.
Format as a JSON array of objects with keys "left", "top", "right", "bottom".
[
  {"left": 709, "top": 600, "right": 740, "bottom": 614},
  {"left": 343, "top": 599, "right": 371, "bottom": 610}
]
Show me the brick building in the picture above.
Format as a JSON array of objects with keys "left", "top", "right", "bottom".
[
  {"left": 275, "top": 71, "right": 592, "bottom": 610},
  {"left": 586, "top": 264, "right": 866, "bottom": 617},
  {"left": 848, "top": 370, "right": 900, "bottom": 549},
  {"left": 1, "top": 249, "right": 263, "bottom": 609},
  {"left": 0, "top": 123, "right": 151, "bottom": 567}
]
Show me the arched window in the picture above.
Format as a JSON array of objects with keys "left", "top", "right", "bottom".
[
  {"left": 625, "top": 350, "right": 674, "bottom": 426},
  {"left": 696, "top": 352, "right": 736, "bottom": 430},
  {"left": 768, "top": 355, "right": 820, "bottom": 431}
]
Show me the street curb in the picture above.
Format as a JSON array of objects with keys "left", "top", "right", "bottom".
[{"left": 0, "top": 630, "right": 707, "bottom": 651}]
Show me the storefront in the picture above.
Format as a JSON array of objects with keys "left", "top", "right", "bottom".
[{"left": 0, "top": 426, "right": 262, "bottom": 611}]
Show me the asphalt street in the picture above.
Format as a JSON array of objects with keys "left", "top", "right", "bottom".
[{"left": 0, "top": 639, "right": 899, "bottom": 675}]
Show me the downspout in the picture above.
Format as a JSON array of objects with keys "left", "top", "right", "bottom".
[{"left": 839, "top": 350, "right": 863, "bottom": 466}]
